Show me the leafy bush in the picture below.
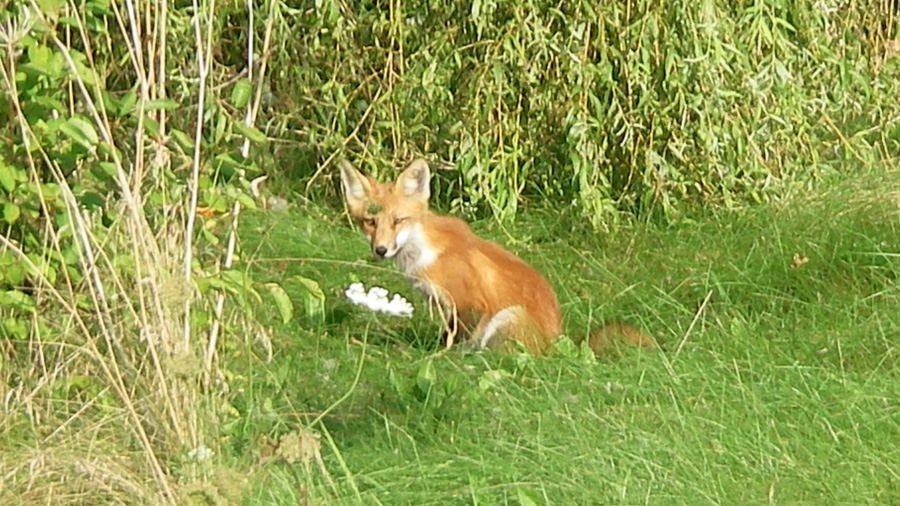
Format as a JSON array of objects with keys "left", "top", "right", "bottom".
[
  {"left": 256, "top": 0, "right": 900, "bottom": 227},
  {"left": 0, "top": 1, "right": 286, "bottom": 503}
]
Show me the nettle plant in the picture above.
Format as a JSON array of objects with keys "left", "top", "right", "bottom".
[{"left": 0, "top": 1, "right": 304, "bottom": 502}]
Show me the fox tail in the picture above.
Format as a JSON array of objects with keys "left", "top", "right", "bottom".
[{"left": 586, "top": 323, "right": 657, "bottom": 358}]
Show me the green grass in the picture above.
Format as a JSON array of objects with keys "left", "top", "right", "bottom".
[{"left": 226, "top": 172, "right": 900, "bottom": 505}]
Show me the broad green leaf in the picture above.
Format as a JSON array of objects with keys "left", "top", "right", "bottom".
[
  {"left": 35, "top": 0, "right": 66, "bottom": 16},
  {"left": 43, "top": 264, "right": 57, "bottom": 285},
  {"left": 213, "top": 153, "right": 245, "bottom": 171},
  {"left": 61, "top": 245, "right": 79, "bottom": 266},
  {"left": 26, "top": 45, "right": 53, "bottom": 73},
  {"left": 415, "top": 359, "right": 436, "bottom": 397},
  {"left": 201, "top": 192, "right": 228, "bottom": 212},
  {"left": 191, "top": 308, "right": 211, "bottom": 329},
  {"left": 58, "top": 16, "right": 79, "bottom": 29},
  {"left": 112, "top": 253, "right": 135, "bottom": 274},
  {"left": 516, "top": 488, "right": 541, "bottom": 506},
  {"left": 77, "top": 192, "right": 105, "bottom": 209},
  {"left": 220, "top": 269, "right": 253, "bottom": 292},
  {"left": 232, "top": 123, "right": 267, "bottom": 144},
  {"left": 24, "top": 253, "right": 55, "bottom": 284},
  {"left": 170, "top": 129, "right": 193, "bottom": 151},
  {"left": 263, "top": 283, "right": 294, "bottom": 324},
  {"left": 118, "top": 90, "right": 137, "bottom": 117},
  {"left": 0, "top": 255, "right": 25, "bottom": 286},
  {"left": 552, "top": 334, "right": 580, "bottom": 358},
  {"left": 90, "top": 161, "right": 117, "bottom": 181},
  {"left": 387, "top": 366, "right": 405, "bottom": 397},
  {"left": 2, "top": 317, "right": 28, "bottom": 340},
  {"left": 75, "top": 294, "right": 93, "bottom": 311},
  {"left": 3, "top": 203, "right": 20, "bottom": 223},
  {"left": 234, "top": 191, "right": 257, "bottom": 210},
  {"left": 86, "top": 0, "right": 113, "bottom": 16},
  {"left": 59, "top": 116, "right": 100, "bottom": 150},
  {"left": 0, "top": 160, "right": 18, "bottom": 192},
  {"left": 214, "top": 111, "right": 227, "bottom": 144},
  {"left": 40, "top": 183, "right": 61, "bottom": 200},
  {"left": 477, "top": 369, "right": 511, "bottom": 393},
  {"left": 69, "top": 50, "right": 99, "bottom": 87},
  {"left": 0, "top": 290, "right": 36, "bottom": 313},
  {"left": 143, "top": 116, "right": 160, "bottom": 136},
  {"left": 289, "top": 276, "right": 324, "bottom": 321},
  {"left": 231, "top": 78, "right": 253, "bottom": 109}
]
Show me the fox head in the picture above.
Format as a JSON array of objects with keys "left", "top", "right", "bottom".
[{"left": 339, "top": 158, "right": 431, "bottom": 259}]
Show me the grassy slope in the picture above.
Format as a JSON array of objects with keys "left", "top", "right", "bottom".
[{"left": 230, "top": 172, "right": 900, "bottom": 505}]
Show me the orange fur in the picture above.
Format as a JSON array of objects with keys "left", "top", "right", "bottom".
[
  {"left": 339, "top": 158, "right": 649, "bottom": 356},
  {"left": 587, "top": 323, "right": 656, "bottom": 358}
]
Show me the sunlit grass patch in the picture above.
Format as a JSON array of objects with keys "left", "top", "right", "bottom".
[{"left": 231, "top": 169, "right": 900, "bottom": 504}]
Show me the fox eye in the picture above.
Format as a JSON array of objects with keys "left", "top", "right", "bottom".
[
  {"left": 362, "top": 217, "right": 376, "bottom": 227},
  {"left": 394, "top": 217, "right": 408, "bottom": 225}
]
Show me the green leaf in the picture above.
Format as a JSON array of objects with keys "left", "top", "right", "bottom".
[
  {"left": 69, "top": 50, "right": 99, "bottom": 87},
  {"left": 0, "top": 290, "right": 36, "bottom": 313},
  {"left": 86, "top": 0, "right": 113, "bottom": 16},
  {"left": 234, "top": 191, "right": 257, "bottom": 210},
  {"left": 77, "top": 192, "right": 105, "bottom": 209},
  {"left": 59, "top": 116, "right": 100, "bottom": 150},
  {"left": 232, "top": 123, "right": 267, "bottom": 144},
  {"left": 263, "top": 283, "right": 294, "bottom": 324},
  {"left": 143, "top": 99, "right": 179, "bottom": 112},
  {"left": 143, "top": 117, "right": 160, "bottom": 137},
  {"left": 231, "top": 78, "right": 253, "bottom": 109},
  {"left": 552, "top": 334, "right": 580, "bottom": 358},
  {"left": 40, "top": 183, "right": 61, "bottom": 200},
  {"left": 201, "top": 192, "right": 228, "bottom": 213},
  {"left": 221, "top": 269, "right": 254, "bottom": 292},
  {"left": 35, "top": 0, "right": 66, "bottom": 16},
  {"left": 477, "top": 369, "right": 511, "bottom": 393},
  {"left": 214, "top": 111, "right": 227, "bottom": 143},
  {"left": 415, "top": 359, "right": 436, "bottom": 398},
  {"left": 212, "top": 153, "right": 247, "bottom": 178},
  {"left": 26, "top": 45, "right": 53, "bottom": 73},
  {"left": 2, "top": 317, "right": 28, "bottom": 340},
  {"left": 3, "top": 203, "right": 20, "bottom": 224},
  {"left": 0, "top": 253, "right": 26, "bottom": 286},
  {"left": 170, "top": 129, "right": 193, "bottom": 151},
  {"left": 0, "top": 160, "right": 19, "bottom": 192},
  {"left": 118, "top": 90, "right": 137, "bottom": 117},
  {"left": 289, "top": 276, "right": 324, "bottom": 321},
  {"left": 90, "top": 161, "right": 117, "bottom": 181},
  {"left": 516, "top": 488, "right": 541, "bottom": 506},
  {"left": 24, "top": 253, "right": 56, "bottom": 284},
  {"left": 74, "top": 294, "right": 93, "bottom": 311},
  {"left": 387, "top": 365, "right": 406, "bottom": 397}
]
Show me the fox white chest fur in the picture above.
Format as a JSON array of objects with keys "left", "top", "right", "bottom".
[
  {"left": 393, "top": 224, "right": 443, "bottom": 301},
  {"left": 393, "top": 223, "right": 437, "bottom": 275}
]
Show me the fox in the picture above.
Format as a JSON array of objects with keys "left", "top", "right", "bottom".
[{"left": 339, "top": 158, "right": 654, "bottom": 355}]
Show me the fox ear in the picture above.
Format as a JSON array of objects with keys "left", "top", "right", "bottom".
[
  {"left": 339, "top": 160, "right": 372, "bottom": 207},
  {"left": 396, "top": 159, "right": 431, "bottom": 201}
]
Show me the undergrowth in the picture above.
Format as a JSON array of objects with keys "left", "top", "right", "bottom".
[{"left": 232, "top": 167, "right": 900, "bottom": 504}]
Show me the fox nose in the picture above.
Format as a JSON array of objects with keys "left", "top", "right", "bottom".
[{"left": 374, "top": 246, "right": 388, "bottom": 257}]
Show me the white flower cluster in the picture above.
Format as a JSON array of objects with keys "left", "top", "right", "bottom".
[
  {"left": 345, "top": 282, "right": 414, "bottom": 318},
  {"left": 187, "top": 445, "right": 214, "bottom": 463}
]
